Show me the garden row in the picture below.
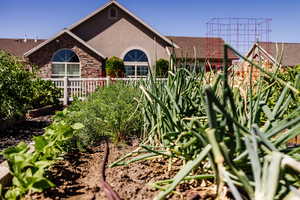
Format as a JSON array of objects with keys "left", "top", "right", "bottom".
[
  {"left": 111, "top": 46, "right": 300, "bottom": 199},
  {"left": 0, "top": 82, "right": 142, "bottom": 199},
  {"left": 1, "top": 45, "right": 300, "bottom": 200}
]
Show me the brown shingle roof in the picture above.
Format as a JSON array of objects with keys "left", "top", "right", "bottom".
[
  {"left": 166, "top": 36, "right": 238, "bottom": 60},
  {"left": 0, "top": 36, "right": 241, "bottom": 61},
  {"left": 258, "top": 42, "right": 300, "bottom": 66},
  {"left": 0, "top": 38, "right": 45, "bottom": 58}
]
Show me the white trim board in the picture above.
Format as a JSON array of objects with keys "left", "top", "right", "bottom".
[{"left": 24, "top": 30, "right": 106, "bottom": 59}]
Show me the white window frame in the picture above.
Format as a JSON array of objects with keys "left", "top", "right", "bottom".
[
  {"left": 124, "top": 61, "right": 149, "bottom": 78},
  {"left": 51, "top": 62, "right": 81, "bottom": 78}
]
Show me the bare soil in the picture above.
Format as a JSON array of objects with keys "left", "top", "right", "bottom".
[
  {"left": 0, "top": 115, "right": 52, "bottom": 163},
  {"left": 0, "top": 105, "right": 63, "bottom": 163},
  {"left": 28, "top": 141, "right": 219, "bottom": 200}
]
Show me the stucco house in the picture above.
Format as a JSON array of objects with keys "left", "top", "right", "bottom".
[{"left": 0, "top": 0, "right": 237, "bottom": 78}]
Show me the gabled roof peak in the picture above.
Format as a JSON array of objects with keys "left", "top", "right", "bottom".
[
  {"left": 24, "top": 29, "right": 106, "bottom": 58},
  {"left": 68, "top": 0, "right": 178, "bottom": 48}
]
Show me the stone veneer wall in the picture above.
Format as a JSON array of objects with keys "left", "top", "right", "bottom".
[{"left": 26, "top": 33, "right": 104, "bottom": 78}]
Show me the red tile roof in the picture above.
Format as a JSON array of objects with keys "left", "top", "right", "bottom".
[
  {"left": 0, "top": 38, "right": 45, "bottom": 57},
  {"left": 166, "top": 36, "right": 239, "bottom": 60}
]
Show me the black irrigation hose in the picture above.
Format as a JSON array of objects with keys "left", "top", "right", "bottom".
[{"left": 99, "top": 139, "right": 122, "bottom": 200}]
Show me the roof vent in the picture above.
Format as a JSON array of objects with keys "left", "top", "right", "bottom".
[
  {"left": 24, "top": 34, "right": 27, "bottom": 43},
  {"left": 108, "top": 7, "right": 118, "bottom": 19}
]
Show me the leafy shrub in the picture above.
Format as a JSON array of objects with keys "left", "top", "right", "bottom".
[
  {"left": 0, "top": 51, "right": 34, "bottom": 120},
  {"left": 262, "top": 65, "right": 300, "bottom": 119},
  {"left": 155, "top": 59, "right": 169, "bottom": 77},
  {"left": 0, "top": 51, "right": 61, "bottom": 121},
  {"left": 66, "top": 83, "right": 142, "bottom": 148},
  {"left": 106, "top": 56, "right": 125, "bottom": 77},
  {"left": 30, "top": 78, "right": 61, "bottom": 108}
]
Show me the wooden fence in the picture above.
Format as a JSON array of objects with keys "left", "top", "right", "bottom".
[{"left": 43, "top": 77, "right": 165, "bottom": 105}]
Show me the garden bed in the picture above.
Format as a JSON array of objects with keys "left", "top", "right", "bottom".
[
  {"left": 0, "top": 105, "right": 62, "bottom": 163},
  {"left": 1, "top": 63, "right": 299, "bottom": 200},
  {"left": 26, "top": 140, "right": 220, "bottom": 200}
]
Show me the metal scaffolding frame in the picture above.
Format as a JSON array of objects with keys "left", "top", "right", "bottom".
[{"left": 206, "top": 17, "right": 272, "bottom": 67}]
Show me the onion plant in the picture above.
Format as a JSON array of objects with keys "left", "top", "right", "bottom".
[{"left": 110, "top": 45, "right": 300, "bottom": 200}]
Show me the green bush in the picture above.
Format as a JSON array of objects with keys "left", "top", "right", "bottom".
[
  {"left": 155, "top": 59, "right": 169, "bottom": 77},
  {"left": 262, "top": 65, "right": 300, "bottom": 119},
  {"left": 31, "top": 78, "right": 61, "bottom": 108},
  {"left": 106, "top": 56, "right": 125, "bottom": 77},
  {"left": 65, "top": 83, "right": 142, "bottom": 148},
  {"left": 0, "top": 51, "right": 61, "bottom": 121},
  {"left": 0, "top": 51, "right": 34, "bottom": 120}
]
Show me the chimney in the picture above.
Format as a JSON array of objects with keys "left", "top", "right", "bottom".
[{"left": 24, "top": 34, "right": 27, "bottom": 43}]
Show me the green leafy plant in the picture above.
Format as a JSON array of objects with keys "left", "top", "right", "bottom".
[
  {"left": 30, "top": 78, "right": 61, "bottom": 108},
  {"left": 65, "top": 83, "right": 142, "bottom": 147},
  {"left": 0, "top": 184, "right": 3, "bottom": 199},
  {"left": 0, "top": 50, "right": 34, "bottom": 120},
  {"left": 0, "top": 109, "right": 84, "bottom": 200},
  {"left": 0, "top": 51, "right": 61, "bottom": 121},
  {"left": 106, "top": 56, "right": 125, "bottom": 77},
  {"left": 262, "top": 65, "right": 300, "bottom": 119},
  {"left": 155, "top": 59, "right": 169, "bottom": 77}
]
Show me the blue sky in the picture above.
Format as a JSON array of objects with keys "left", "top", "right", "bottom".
[{"left": 0, "top": 0, "right": 299, "bottom": 42}]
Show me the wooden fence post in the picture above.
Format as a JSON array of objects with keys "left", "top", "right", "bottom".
[
  {"left": 63, "top": 76, "right": 68, "bottom": 106},
  {"left": 106, "top": 76, "right": 111, "bottom": 87}
]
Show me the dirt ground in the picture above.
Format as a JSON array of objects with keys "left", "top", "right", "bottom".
[
  {"left": 0, "top": 105, "right": 63, "bottom": 163},
  {"left": 28, "top": 141, "right": 219, "bottom": 200},
  {"left": 0, "top": 115, "right": 52, "bottom": 163}
]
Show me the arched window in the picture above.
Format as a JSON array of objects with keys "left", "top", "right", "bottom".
[
  {"left": 51, "top": 49, "right": 80, "bottom": 78},
  {"left": 123, "top": 49, "right": 149, "bottom": 77}
]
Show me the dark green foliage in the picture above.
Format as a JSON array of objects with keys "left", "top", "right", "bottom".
[
  {"left": 106, "top": 56, "right": 125, "bottom": 77},
  {"left": 0, "top": 51, "right": 34, "bottom": 120},
  {"left": 1, "top": 109, "right": 84, "bottom": 200},
  {"left": 30, "top": 78, "right": 61, "bottom": 108},
  {"left": 155, "top": 59, "right": 169, "bottom": 77},
  {"left": 0, "top": 51, "right": 61, "bottom": 121},
  {"left": 263, "top": 66, "right": 300, "bottom": 118},
  {"left": 65, "top": 83, "right": 142, "bottom": 148}
]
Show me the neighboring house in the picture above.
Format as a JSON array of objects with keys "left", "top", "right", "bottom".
[
  {"left": 0, "top": 0, "right": 237, "bottom": 78},
  {"left": 246, "top": 42, "right": 300, "bottom": 67},
  {"left": 237, "top": 42, "right": 300, "bottom": 79},
  {"left": 0, "top": 38, "right": 45, "bottom": 58},
  {"left": 167, "top": 36, "right": 237, "bottom": 70}
]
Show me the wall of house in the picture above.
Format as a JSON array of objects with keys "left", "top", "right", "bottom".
[
  {"left": 27, "top": 33, "right": 104, "bottom": 78},
  {"left": 71, "top": 4, "right": 171, "bottom": 69}
]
